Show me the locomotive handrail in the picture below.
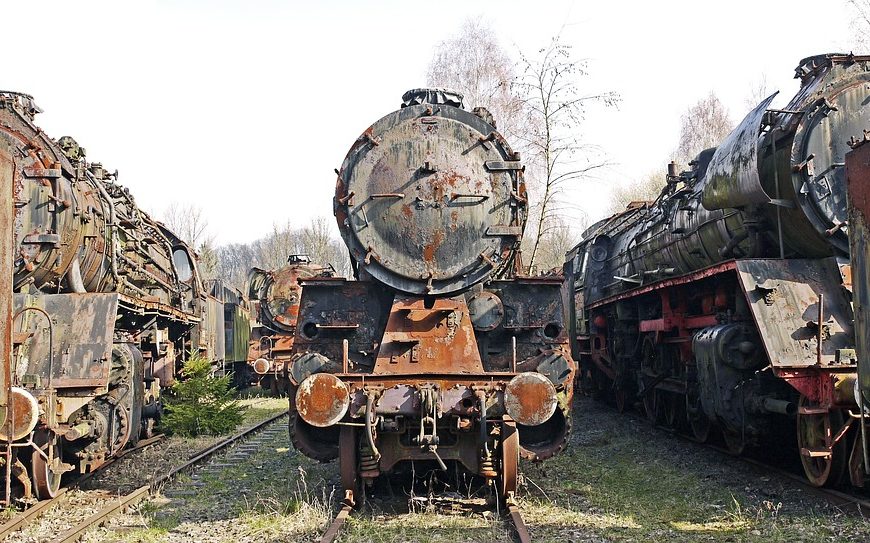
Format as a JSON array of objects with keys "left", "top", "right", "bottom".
[{"left": 11, "top": 306, "right": 53, "bottom": 389}]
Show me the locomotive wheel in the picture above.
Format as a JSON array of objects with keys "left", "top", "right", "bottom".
[
  {"left": 641, "top": 383, "right": 661, "bottom": 424},
  {"left": 797, "top": 396, "right": 847, "bottom": 487},
  {"left": 339, "top": 425, "right": 362, "bottom": 506},
  {"left": 640, "top": 336, "right": 662, "bottom": 424},
  {"left": 663, "top": 392, "right": 684, "bottom": 430},
  {"left": 686, "top": 394, "right": 711, "bottom": 443},
  {"left": 499, "top": 417, "right": 519, "bottom": 502},
  {"left": 31, "top": 433, "right": 62, "bottom": 500}
]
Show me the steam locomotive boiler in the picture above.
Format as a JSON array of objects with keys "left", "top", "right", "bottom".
[
  {"left": 565, "top": 54, "right": 870, "bottom": 487},
  {"left": 246, "top": 255, "right": 334, "bottom": 392},
  {"left": 0, "top": 91, "right": 227, "bottom": 501},
  {"left": 288, "top": 89, "right": 576, "bottom": 506}
]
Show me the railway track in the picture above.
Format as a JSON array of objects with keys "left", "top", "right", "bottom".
[
  {"left": 316, "top": 487, "right": 532, "bottom": 543},
  {"left": 0, "top": 411, "right": 288, "bottom": 542}
]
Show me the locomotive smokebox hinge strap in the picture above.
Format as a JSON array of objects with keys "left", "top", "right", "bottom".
[
  {"left": 23, "top": 167, "right": 61, "bottom": 178},
  {"left": 485, "top": 226, "right": 523, "bottom": 237},
  {"left": 484, "top": 161, "right": 523, "bottom": 172},
  {"left": 21, "top": 233, "right": 60, "bottom": 247}
]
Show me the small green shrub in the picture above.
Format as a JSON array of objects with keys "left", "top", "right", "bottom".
[{"left": 162, "top": 352, "right": 245, "bottom": 436}]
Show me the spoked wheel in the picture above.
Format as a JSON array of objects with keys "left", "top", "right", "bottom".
[
  {"left": 110, "top": 404, "right": 132, "bottom": 456},
  {"left": 339, "top": 425, "right": 362, "bottom": 506},
  {"left": 797, "top": 395, "right": 847, "bottom": 487},
  {"left": 499, "top": 417, "right": 519, "bottom": 503},
  {"left": 31, "top": 432, "right": 63, "bottom": 500},
  {"left": 662, "top": 392, "right": 684, "bottom": 430},
  {"left": 640, "top": 381, "right": 662, "bottom": 424},
  {"left": 686, "top": 392, "right": 711, "bottom": 443},
  {"left": 640, "top": 336, "right": 662, "bottom": 425}
]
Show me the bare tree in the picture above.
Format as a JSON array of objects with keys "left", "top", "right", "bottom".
[
  {"left": 162, "top": 203, "right": 210, "bottom": 249},
  {"left": 426, "top": 18, "right": 525, "bottom": 139},
  {"left": 608, "top": 170, "right": 666, "bottom": 215},
  {"left": 674, "top": 92, "right": 733, "bottom": 167},
  {"left": 528, "top": 216, "right": 580, "bottom": 275},
  {"left": 744, "top": 74, "right": 773, "bottom": 110},
  {"left": 513, "top": 34, "right": 618, "bottom": 272},
  {"left": 210, "top": 217, "right": 353, "bottom": 291},
  {"left": 299, "top": 217, "right": 352, "bottom": 277},
  {"left": 848, "top": 0, "right": 870, "bottom": 50}
]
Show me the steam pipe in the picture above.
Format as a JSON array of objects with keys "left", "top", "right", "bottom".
[{"left": 760, "top": 397, "right": 797, "bottom": 416}]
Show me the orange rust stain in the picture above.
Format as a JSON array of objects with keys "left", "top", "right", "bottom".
[
  {"left": 401, "top": 204, "right": 412, "bottom": 219},
  {"left": 422, "top": 229, "right": 444, "bottom": 263}
]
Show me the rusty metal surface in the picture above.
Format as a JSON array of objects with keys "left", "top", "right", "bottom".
[
  {"left": 702, "top": 93, "right": 777, "bottom": 210},
  {"left": 335, "top": 98, "right": 526, "bottom": 296},
  {"left": 13, "top": 293, "right": 116, "bottom": 389},
  {"left": 296, "top": 373, "right": 350, "bottom": 428},
  {"left": 288, "top": 90, "right": 575, "bottom": 487},
  {"left": 734, "top": 258, "right": 854, "bottom": 368},
  {"left": 846, "top": 141, "right": 870, "bottom": 401},
  {"left": 504, "top": 373, "right": 558, "bottom": 427}
]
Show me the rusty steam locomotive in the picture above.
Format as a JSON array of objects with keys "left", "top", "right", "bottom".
[
  {"left": 246, "top": 255, "right": 334, "bottom": 392},
  {"left": 0, "top": 91, "right": 248, "bottom": 501},
  {"left": 287, "top": 89, "right": 576, "bottom": 505},
  {"left": 566, "top": 54, "right": 870, "bottom": 487}
]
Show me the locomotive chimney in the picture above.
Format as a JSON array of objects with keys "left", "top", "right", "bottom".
[
  {"left": 400, "top": 88, "right": 464, "bottom": 109},
  {"left": 667, "top": 161, "right": 678, "bottom": 178}
]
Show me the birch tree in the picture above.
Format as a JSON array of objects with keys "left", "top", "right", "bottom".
[{"left": 513, "top": 35, "right": 618, "bottom": 272}]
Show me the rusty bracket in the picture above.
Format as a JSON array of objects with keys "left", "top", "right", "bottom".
[
  {"left": 484, "top": 161, "right": 523, "bottom": 172},
  {"left": 369, "top": 193, "right": 404, "bottom": 200},
  {"left": 793, "top": 153, "right": 816, "bottom": 176},
  {"left": 23, "top": 167, "right": 61, "bottom": 178},
  {"left": 451, "top": 193, "right": 489, "bottom": 202},
  {"left": 363, "top": 133, "right": 380, "bottom": 146},
  {"left": 477, "top": 132, "right": 496, "bottom": 150},
  {"left": 337, "top": 191, "right": 355, "bottom": 205}
]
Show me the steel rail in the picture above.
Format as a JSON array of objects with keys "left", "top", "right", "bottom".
[
  {"left": 317, "top": 494, "right": 535, "bottom": 543},
  {"left": 506, "top": 501, "right": 532, "bottom": 543},
  {"left": 318, "top": 503, "right": 352, "bottom": 543},
  {"left": 0, "top": 487, "right": 69, "bottom": 538},
  {"left": 0, "top": 434, "right": 165, "bottom": 540},
  {"left": 52, "top": 411, "right": 288, "bottom": 543}
]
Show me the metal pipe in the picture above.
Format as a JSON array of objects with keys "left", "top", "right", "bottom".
[
  {"left": 760, "top": 397, "right": 797, "bottom": 416},
  {"left": 12, "top": 306, "right": 54, "bottom": 389},
  {"left": 477, "top": 390, "right": 489, "bottom": 456},
  {"left": 68, "top": 255, "right": 87, "bottom": 293},
  {"left": 817, "top": 293, "right": 824, "bottom": 366},
  {"left": 772, "top": 132, "right": 785, "bottom": 259}
]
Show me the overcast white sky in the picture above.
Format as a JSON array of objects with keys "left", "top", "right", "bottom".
[{"left": 2, "top": 0, "right": 858, "bottom": 245}]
